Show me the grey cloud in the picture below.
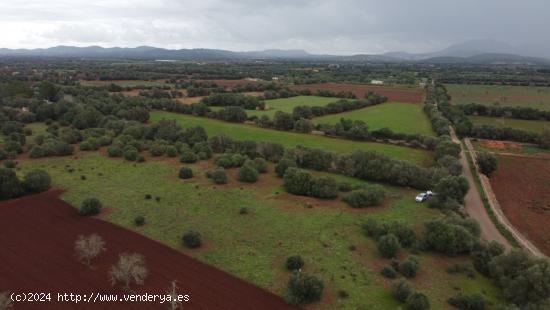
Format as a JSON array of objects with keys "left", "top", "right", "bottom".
[{"left": 1, "top": 0, "right": 549, "bottom": 56}]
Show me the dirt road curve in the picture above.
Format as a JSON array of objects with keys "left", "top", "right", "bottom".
[
  {"left": 0, "top": 189, "right": 296, "bottom": 310},
  {"left": 449, "top": 129, "right": 511, "bottom": 250}
]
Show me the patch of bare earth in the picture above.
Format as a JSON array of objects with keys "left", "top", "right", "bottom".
[{"left": 490, "top": 155, "right": 550, "bottom": 256}]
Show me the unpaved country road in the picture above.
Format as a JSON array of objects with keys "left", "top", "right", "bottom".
[{"left": 449, "top": 129, "right": 512, "bottom": 250}]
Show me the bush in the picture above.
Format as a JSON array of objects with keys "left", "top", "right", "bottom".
[
  {"left": 286, "top": 255, "right": 305, "bottom": 271},
  {"left": 238, "top": 164, "right": 258, "bottom": 183},
  {"left": 134, "top": 216, "right": 146, "bottom": 226},
  {"left": 178, "top": 167, "right": 193, "bottom": 179},
  {"left": 79, "top": 198, "right": 102, "bottom": 216},
  {"left": 283, "top": 168, "right": 313, "bottom": 196},
  {"left": 0, "top": 168, "right": 24, "bottom": 199},
  {"left": 3, "top": 160, "right": 17, "bottom": 169},
  {"left": 107, "top": 145, "right": 123, "bottom": 157},
  {"left": 123, "top": 146, "right": 138, "bottom": 161},
  {"left": 310, "top": 176, "right": 338, "bottom": 199},
  {"left": 286, "top": 273, "right": 324, "bottom": 305},
  {"left": 477, "top": 152, "right": 497, "bottom": 177},
  {"left": 22, "top": 169, "right": 51, "bottom": 193},
  {"left": 275, "top": 158, "right": 297, "bottom": 177},
  {"left": 165, "top": 146, "right": 178, "bottom": 157},
  {"left": 448, "top": 293, "right": 485, "bottom": 310},
  {"left": 424, "top": 218, "right": 476, "bottom": 255},
  {"left": 343, "top": 186, "right": 385, "bottom": 208},
  {"left": 251, "top": 157, "right": 268, "bottom": 173},
  {"left": 180, "top": 151, "right": 198, "bottom": 163},
  {"left": 390, "top": 279, "right": 412, "bottom": 303},
  {"left": 407, "top": 292, "right": 430, "bottom": 310},
  {"left": 206, "top": 168, "right": 227, "bottom": 184},
  {"left": 377, "top": 234, "right": 401, "bottom": 258},
  {"left": 381, "top": 266, "right": 397, "bottom": 279},
  {"left": 399, "top": 256, "right": 420, "bottom": 278},
  {"left": 182, "top": 231, "right": 202, "bottom": 248}
]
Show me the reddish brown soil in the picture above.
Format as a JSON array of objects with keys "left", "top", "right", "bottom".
[
  {"left": 200, "top": 79, "right": 260, "bottom": 88},
  {"left": 0, "top": 190, "right": 296, "bottom": 310},
  {"left": 289, "top": 82, "right": 424, "bottom": 103},
  {"left": 481, "top": 140, "right": 522, "bottom": 151},
  {"left": 490, "top": 156, "right": 550, "bottom": 256}
]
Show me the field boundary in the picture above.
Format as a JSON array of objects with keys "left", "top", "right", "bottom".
[{"left": 463, "top": 138, "right": 544, "bottom": 256}]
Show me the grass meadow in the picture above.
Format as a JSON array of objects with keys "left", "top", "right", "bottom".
[
  {"left": 469, "top": 115, "right": 550, "bottom": 134},
  {"left": 17, "top": 153, "right": 503, "bottom": 309},
  {"left": 150, "top": 111, "right": 432, "bottom": 166},
  {"left": 313, "top": 102, "right": 435, "bottom": 136},
  {"left": 445, "top": 84, "right": 550, "bottom": 110}
]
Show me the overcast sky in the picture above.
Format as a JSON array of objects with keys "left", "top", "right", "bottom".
[{"left": 1, "top": 0, "right": 549, "bottom": 56}]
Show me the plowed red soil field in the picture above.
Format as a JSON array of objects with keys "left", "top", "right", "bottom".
[
  {"left": 489, "top": 156, "right": 550, "bottom": 256},
  {"left": 290, "top": 82, "right": 424, "bottom": 103},
  {"left": 0, "top": 189, "right": 295, "bottom": 310}
]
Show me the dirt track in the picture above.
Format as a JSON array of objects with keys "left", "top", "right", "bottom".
[
  {"left": 290, "top": 82, "right": 424, "bottom": 103},
  {"left": 449, "top": 130, "right": 511, "bottom": 249},
  {"left": 0, "top": 190, "right": 296, "bottom": 310}
]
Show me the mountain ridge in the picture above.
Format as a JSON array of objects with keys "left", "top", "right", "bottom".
[{"left": 1, "top": 40, "right": 549, "bottom": 65}]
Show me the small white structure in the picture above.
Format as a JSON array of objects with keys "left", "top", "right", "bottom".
[
  {"left": 370, "top": 80, "right": 384, "bottom": 85},
  {"left": 272, "top": 77, "right": 279, "bottom": 80}
]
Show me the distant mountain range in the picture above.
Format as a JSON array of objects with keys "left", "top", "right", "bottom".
[{"left": 1, "top": 40, "right": 549, "bottom": 65}]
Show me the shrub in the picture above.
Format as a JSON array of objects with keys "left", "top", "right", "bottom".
[
  {"left": 179, "top": 151, "right": 198, "bottom": 163},
  {"left": 310, "top": 176, "right": 338, "bottom": 199},
  {"left": 407, "top": 292, "right": 430, "bottom": 310},
  {"left": 0, "top": 168, "right": 24, "bottom": 200},
  {"left": 134, "top": 216, "right": 146, "bottom": 226},
  {"left": 144, "top": 194, "right": 152, "bottom": 200},
  {"left": 239, "top": 207, "right": 249, "bottom": 215},
  {"left": 286, "top": 255, "right": 305, "bottom": 271},
  {"left": 381, "top": 266, "right": 397, "bottom": 279},
  {"left": 435, "top": 176, "right": 469, "bottom": 203},
  {"left": 107, "top": 145, "right": 123, "bottom": 157},
  {"left": 238, "top": 164, "right": 258, "bottom": 183},
  {"left": 286, "top": 273, "right": 324, "bottom": 305},
  {"left": 178, "top": 167, "right": 193, "bottom": 179},
  {"left": 343, "top": 186, "right": 385, "bottom": 208},
  {"left": 165, "top": 146, "right": 178, "bottom": 157},
  {"left": 283, "top": 167, "right": 313, "bottom": 196},
  {"left": 182, "top": 231, "right": 202, "bottom": 248},
  {"left": 22, "top": 169, "right": 51, "bottom": 193},
  {"left": 390, "top": 279, "right": 412, "bottom": 303},
  {"left": 123, "top": 146, "right": 138, "bottom": 161},
  {"left": 377, "top": 234, "right": 401, "bottom": 258},
  {"left": 424, "top": 218, "right": 476, "bottom": 255},
  {"left": 275, "top": 158, "right": 297, "bottom": 177},
  {"left": 448, "top": 293, "right": 485, "bottom": 310},
  {"left": 79, "top": 198, "right": 102, "bottom": 216},
  {"left": 399, "top": 256, "right": 420, "bottom": 278},
  {"left": 3, "top": 160, "right": 17, "bottom": 169},
  {"left": 206, "top": 168, "right": 227, "bottom": 184},
  {"left": 477, "top": 152, "right": 497, "bottom": 177},
  {"left": 251, "top": 157, "right": 268, "bottom": 173}
]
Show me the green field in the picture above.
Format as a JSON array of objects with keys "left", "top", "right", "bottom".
[
  {"left": 211, "top": 96, "right": 342, "bottom": 117},
  {"left": 313, "top": 102, "right": 435, "bottom": 136},
  {"left": 17, "top": 154, "right": 503, "bottom": 309},
  {"left": 469, "top": 115, "right": 550, "bottom": 134},
  {"left": 445, "top": 84, "right": 550, "bottom": 110},
  {"left": 150, "top": 111, "right": 432, "bottom": 166}
]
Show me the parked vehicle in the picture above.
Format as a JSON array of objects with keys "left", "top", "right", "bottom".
[{"left": 415, "top": 192, "right": 429, "bottom": 202}]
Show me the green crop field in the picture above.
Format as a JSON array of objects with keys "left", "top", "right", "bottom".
[
  {"left": 210, "top": 96, "right": 342, "bottom": 117},
  {"left": 17, "top": 154, "right": 503, "bottom": 309},
  {"left": 445, "top": 84, "right": 550, "bottom": 110},
  {"left": 469, "top": 115, "right": 550, "bottom": 134},
  {"left": 150, "top": 111, "right": 432, "bottom": 166},
  {"left": 313, "top": 102, "right": 435, "bottom": 136}
]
